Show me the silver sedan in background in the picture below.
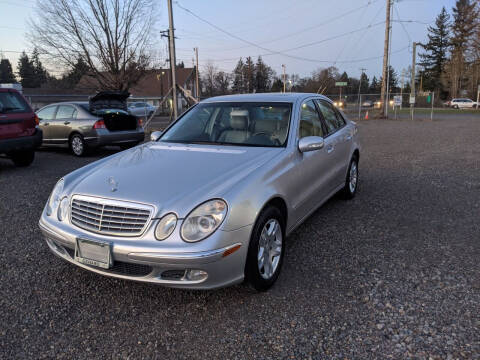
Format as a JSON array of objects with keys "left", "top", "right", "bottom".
[
  {"left": 128, "top": 102, "right": 157, "bottom": 117},
  {"left": 39, "top": 93, "right": 360, "bottom": 291}
]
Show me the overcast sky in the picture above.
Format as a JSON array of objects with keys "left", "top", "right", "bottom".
[{"left": 0, "top": 0, "right": 458, "bottom": 81}]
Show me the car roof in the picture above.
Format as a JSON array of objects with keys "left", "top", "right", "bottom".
[{"left": 201, "top": 92, "right": 331, "bottom": 103}]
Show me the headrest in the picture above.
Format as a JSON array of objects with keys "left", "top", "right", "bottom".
[{"left": 230, "top": 109, "right": 249, "bottom": 130}]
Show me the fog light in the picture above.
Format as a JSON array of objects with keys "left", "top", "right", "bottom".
[{"left": 185, "top": 269, "right": 208, "bottom": 281}]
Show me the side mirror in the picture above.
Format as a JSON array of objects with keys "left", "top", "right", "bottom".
[
  {"left": 298, "top": 136, "right": 324, "bottom": 153},
  {"left": 150, "top": 130, "right": 163, "bottom": 142}
]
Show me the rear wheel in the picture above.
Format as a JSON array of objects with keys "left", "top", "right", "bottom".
[
  {"left": 245, "top": 206, "right": 285, "bottom": 291},
  {"left": 70, "top": 134, "right": 86, "bottom": 156},
  {"left": 11, "top": 150, "right": 35, "bottom": 167}
]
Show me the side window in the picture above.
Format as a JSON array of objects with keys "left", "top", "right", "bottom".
[
  {"left": 37, "top": 106, "right": 56, "bottom": 120},
  {"left": 299, "top": 100, "right": 323, "bottom": 138},
  {"left": 316, "top": 100, "right": 343, "bottom": 134},
  {"left": 56, "top": 105, "right": 77, "bottom": 119}
]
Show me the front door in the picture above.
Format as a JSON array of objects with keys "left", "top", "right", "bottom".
[
  {"left": 290, "top": 99, "right": 337, "bottom": 225},
  {"left": 53, "top": 105, "right": 77, "bottom": 143}
]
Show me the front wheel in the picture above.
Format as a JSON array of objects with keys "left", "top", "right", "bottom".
[
  {"left": 245, "top": 206, "right": 285, "bottom": 291},
  {"left": 11, "top": 150, "right": 35, "bottom": 167},
  {"left": 341, "top": 156, "right": 359, "bottom": 199}
]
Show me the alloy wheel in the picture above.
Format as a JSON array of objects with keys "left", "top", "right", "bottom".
[
  {"left": 349, "top": 161, "right": 358, "bottom": 193},
  {"left": 257, "top": 219, "right": 282, "bottom": 280},
  {"left": 71, "top": 136, "right": 84, "bottom": 156}
]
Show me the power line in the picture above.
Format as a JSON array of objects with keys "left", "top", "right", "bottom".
[
  {"left": 393, "top": 3, "right": 412, "bottom": 43},
  {"left": 174, "top": 1, "right": 385, "bottom": 64}
]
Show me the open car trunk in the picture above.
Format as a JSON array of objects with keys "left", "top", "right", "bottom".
[
  {"left": 102, "top": 111, "right": 138, "bottom": 131},
  {"left": 89, "top": 91, "right": 138, "bottom": 131}
]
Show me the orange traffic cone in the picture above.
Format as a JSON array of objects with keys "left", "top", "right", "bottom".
[{"left": 365, "top": 111, "right": 369, "bottom": 120}]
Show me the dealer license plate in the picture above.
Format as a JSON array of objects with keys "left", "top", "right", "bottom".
[{"left": 75, "top": 238, "right": 112, "bottom": 269}]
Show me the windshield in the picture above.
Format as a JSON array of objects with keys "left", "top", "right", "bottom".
[{"left": 160, "top": 102, "right": 292, "bottom": 147}]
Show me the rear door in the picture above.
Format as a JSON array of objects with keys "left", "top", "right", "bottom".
[
  {"left": 37, "top": 105, "right": 57, "bottom": 142},
  {"left": 53, "top": 105, "right": 78, "bottom": 142},
  {"left": 315, "top": 99, "right": 352, "bottom": 191},
  {"left": 0, "top": 90, "right": 35, "bottom": 140}
]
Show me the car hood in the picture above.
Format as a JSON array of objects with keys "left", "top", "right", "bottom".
[{"left": 68, "top": 142, "right": 283, "bottom": 217}]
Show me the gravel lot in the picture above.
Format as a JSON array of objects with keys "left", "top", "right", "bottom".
[{"left": 1, "top": 117, "right": 479, "bottom": 359}]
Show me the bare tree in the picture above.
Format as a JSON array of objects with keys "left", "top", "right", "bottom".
[
  {"left": 202, "top": 61, "right": 218, "bottom": 97},
  {"left": 29, "top": 0, "right": 158, "bottom": 91}
]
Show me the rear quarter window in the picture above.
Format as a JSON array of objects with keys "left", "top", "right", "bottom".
[{"left": 0, "top": 92, "right": 31, "bottom": 114}]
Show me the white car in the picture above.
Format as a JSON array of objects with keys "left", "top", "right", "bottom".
[
  {"left": 447, "top": 98, "right": 477, "bottom": 109},
  {"left": 128, "top": 102, "right": 157, "bottom": 117}
]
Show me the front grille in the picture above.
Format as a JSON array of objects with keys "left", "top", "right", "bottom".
[
  {"left": 70, "top": 196, "right": 152, "bottom": 236},
  {"left": 64, "top": 246, "right": 152, "bottom": 277}
]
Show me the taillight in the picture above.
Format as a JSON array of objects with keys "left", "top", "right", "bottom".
[
  {"left": 34, "top": 114, "right": 40, "bottom": 126},
  {"left": 138, "top": 118, "right": 143, "bottom": 128},
  {"left": 93, "top": 119, "right": 106, "bottom": 129}
]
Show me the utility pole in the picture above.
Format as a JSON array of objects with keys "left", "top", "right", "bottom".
[
  {"left": 400, "top": 69, "right": 405, "bottom": 109},
  {"left": 380, "top": 0, "right": 392, "bottom": 117},
  {"left": 410, "top": 42, "right": 417, "bottom": 121},
  {"left": 282, "top": 64, "right": 286, "bottom": 93},
  {"left": 194, "top": 47, "right": 200, "bottom": 101},
  {"left": 167, "top": 0, "right": 178, "bottom": 120},
  {"left": 358, "top": 68, "right": 366, "bottom": 121}
]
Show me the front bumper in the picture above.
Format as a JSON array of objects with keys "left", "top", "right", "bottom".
[{"left": 39, "top": 215, "right": 251, "bottom": 289}]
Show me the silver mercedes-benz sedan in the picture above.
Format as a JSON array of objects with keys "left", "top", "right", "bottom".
[{"left": 39, "top": 93, "right": 360, "bottom": 291}]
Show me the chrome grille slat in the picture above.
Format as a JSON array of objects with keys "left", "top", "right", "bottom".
[{"left": 70, "top": 196, "right": 152, "bottom": 236}]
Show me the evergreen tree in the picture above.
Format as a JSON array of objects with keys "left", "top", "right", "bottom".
[
  {"left": 270, "top": 77, "right": 283, "bottom": 92},
  {"left": 17, "top": 52, "right": 36, "bottom": 88},
  {"left": 254, "top": 56, "right": 273, "bottom": 93},
  {"left": 379, "top": 66, "right": 398, "bottom": 93},
  {"left": 448, "top": 0, "right": 478, "bottom": 97},
  {"left": 231, "top": 58, "right": 245, "bottom": 93},
  {"left": 243, "top": 56, "right": 255, "bottom": 93},
  {"left": 31, "top": 48, "right": 48, "bottom": 87},
  {"left": 369, "top": 76, "right": 380, "bottom": 93},
  {"left": 0, "top": 59, "right": 16, "bottom": 83},
  {"left": 359, "top": 72, "right": 369, "bottom": 93},
  {"left": 419, "top": 7, "right": 450, "bottom": 93}
]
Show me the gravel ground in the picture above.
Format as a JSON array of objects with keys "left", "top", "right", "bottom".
[{"left": 1, "top": 117, "right": 479, "bottom": 359}]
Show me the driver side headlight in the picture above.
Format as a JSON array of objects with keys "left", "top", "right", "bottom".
[
  {"left": 46, "top": 179, "right": 64, "bottom": 216},
  {"left": 181, "top": 199, "right": 228, "bottom": 242}
]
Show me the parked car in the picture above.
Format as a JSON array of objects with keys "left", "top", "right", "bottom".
[
  {"left": 0, "top": 88, "right": 42, "bottom": 166},
  {"left": 39, "top": 93, "right": 360, "bottom": 291},
  {"left": 37, "top": 91, "right": 145, "bottom": 156},
  {"left": 333, "top": 100, "right": 344, "bottom": 108},
  {"left": 446, "top": 98, "right": 477, "bottom": 109},
  {"left": 362, "top": 100, "right": 373, "bottom": 108},
  {"left": 128, "top": 102, "right": 156, "bottom": 117}
]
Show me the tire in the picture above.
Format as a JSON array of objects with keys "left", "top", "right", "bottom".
[
  {"left": 11, "top": 150, "right": 35, "bottom": 167},
  {"left": 454, "top": 105, "right": 459, "bottom": 109},
  {"left": 245, "top": 206, "right": 285, "bottom": 291},
  {"left": 69, "top": 134, "right": 86, "bottom": 156},
  {"left": 341, "top": 155, "right": 359, "bottom": 199}
]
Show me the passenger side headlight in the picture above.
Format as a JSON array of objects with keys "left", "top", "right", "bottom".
[
  {"left": 181, "top": 199, "right": 227, "bottom": 242},
  {"left": 46, "top": 179, "right": 64, "bottom": 216},
  {"left": 155, "top": 213, "right": 177, "bottom": 241}
]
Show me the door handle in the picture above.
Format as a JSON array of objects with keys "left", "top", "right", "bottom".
[
  {"left": 64, "top": 121, "right": 70, "bottom": 125},
  {"left": 326, "top": 145, "right": 334, "bottom": 154}
]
